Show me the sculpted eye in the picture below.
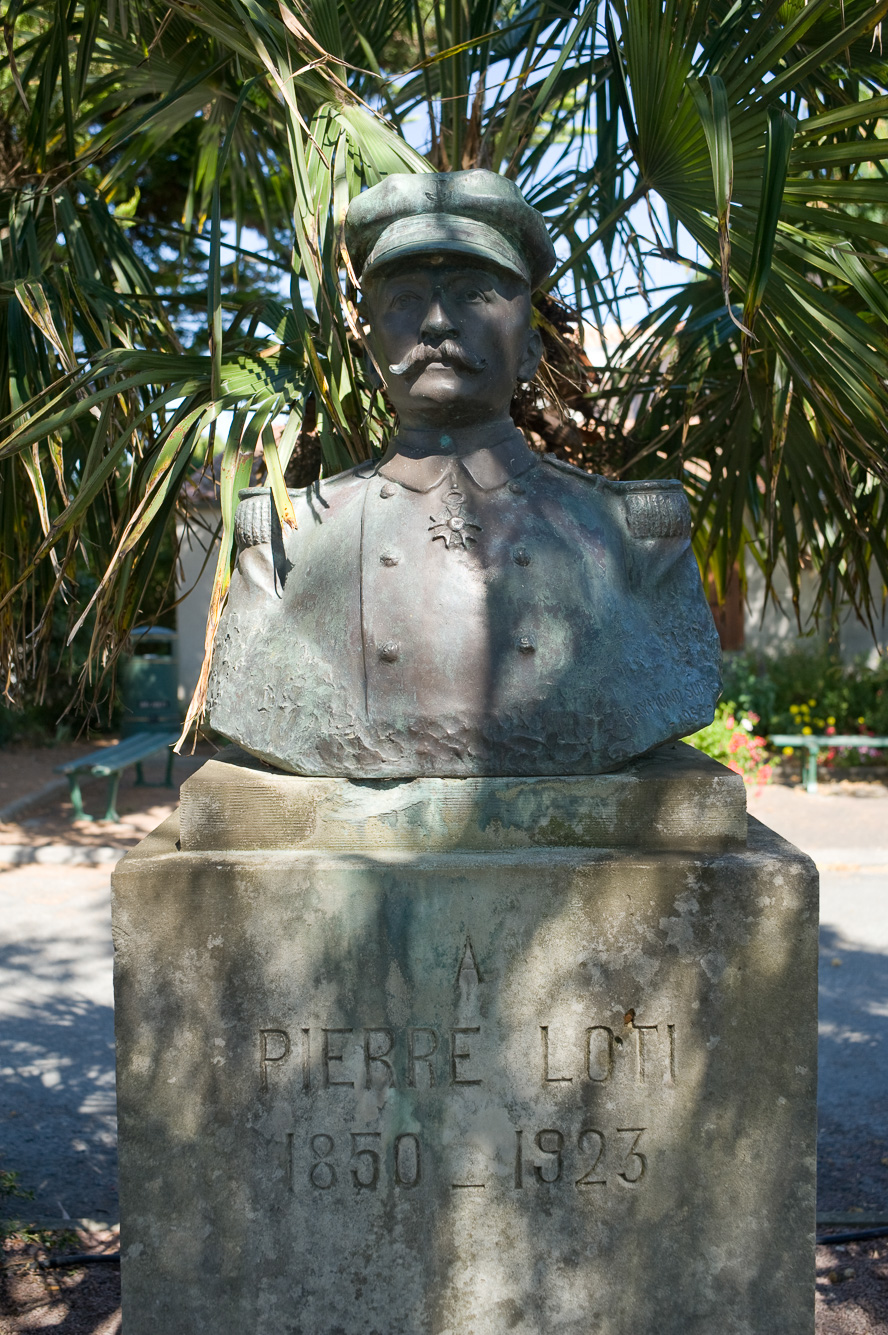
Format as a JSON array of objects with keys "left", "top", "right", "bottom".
[{"left": 391, "top": 291, "right": 419, "bottom": 310}]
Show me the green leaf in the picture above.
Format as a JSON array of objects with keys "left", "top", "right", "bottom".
[
  {"left": 689, "top": 73, "right": 736, "bottom": 319},
  {"left": 742, "top": 104, "right": 797, "bottom": 339}
]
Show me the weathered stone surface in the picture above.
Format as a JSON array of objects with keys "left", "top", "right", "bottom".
[
  {"left": 178, "top": 742, "right": 747, "bottom": 853},
  {"left": 113, "top": 758, "right": 817, "bottom": 1335}
]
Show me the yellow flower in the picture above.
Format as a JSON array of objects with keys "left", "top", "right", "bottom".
[
  {"left": 790, "top": 704, "right": 799, "bottom": 713},
  {"left": 782, "top": 746, "right": 795, "bottom": 756},
  {"left": 808, "top": 699, "right": 816, "bottom": 707},
  {"left": 827, "top": 717, "right": 836, "bottom": 725},
  {"left": 802, "top": 726, "right": 813, "bottom": 735},
  {"left": 858, "top": 716, "right": 866, "bottom": 724}
]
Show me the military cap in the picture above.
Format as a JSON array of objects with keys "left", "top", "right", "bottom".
[{"left": 345, "top": 169, "right": 556, "bottom": 290}]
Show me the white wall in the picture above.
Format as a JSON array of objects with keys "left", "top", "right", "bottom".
[{"left": 743, "top": 557, "right": 888, "bottom": 665}]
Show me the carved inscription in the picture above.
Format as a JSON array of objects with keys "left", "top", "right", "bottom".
[
  {"left": 514, "top": 1126, "right": 647, "bottom": 1189},
  {"left": 407, "top": 1028, "right": 438, "bottom": 1087},
  {"left": 261, "top": 1026, "right": 484, "bottom": 1091},
  {"left": 289, "top": 1123, "right": 648, "bottom": 1194},
  {"left": 540, "top": 1020, "right": 675, "bottom": 1086},
  {"left": 456, "top": 936, "right": 482, "bottom": 990},
  {"left": 259, "top": 1029, "right": 290, "bottom": 1091},
  {"left": 294, "top": 1131, "right": 422, "bottom": 1192},
  {"left": 267, "top": 1009, "right": 677, "bottom": 1205},
  {"left": 450, "top": 1028, "right": 482, "bottom": 1085},
  {"left": 262, "top": 1020, "right": 675, "bottom": 1092}
]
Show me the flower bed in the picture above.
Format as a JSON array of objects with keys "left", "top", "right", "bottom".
[{"left": 685, "top": 702, "right": 773, "bottom": 787}]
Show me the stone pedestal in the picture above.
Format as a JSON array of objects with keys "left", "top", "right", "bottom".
[{"left": 112, "top": 744, "right": 818, "bottom": 1335}]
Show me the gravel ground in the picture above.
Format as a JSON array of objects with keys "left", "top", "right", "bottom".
[
  {"left": 816, "top": 1238, "right": 888, "bottom": 1332},
  {"left": 0, "top": 1225, "right": 120, "bottom": 1335}
]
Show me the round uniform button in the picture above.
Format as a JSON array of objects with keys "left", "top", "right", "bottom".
[
  {"left": 379, "top": 641, "right": 400, "bottom": 662},
  {"left": 509, "top": 481, "right": 526, "bottom": 495},
  {"left": 516, "top": 635, "right": 536, "bottom": 654},
  {"left": 513, "top": 547, "right": 531, "bottom": 566},
  {"left": 448, "top": 515, "right": 465, "bottom": 532},
  {"left": 379, "top": 483, "right": 396, "bottom": 498},
  {"left": 380, "top": 553, "right": 400, "bottom": 566}
]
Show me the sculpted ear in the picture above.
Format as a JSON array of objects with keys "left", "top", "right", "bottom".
[{"left": 517, "top": 328, "right": 543, "bottom": 384}]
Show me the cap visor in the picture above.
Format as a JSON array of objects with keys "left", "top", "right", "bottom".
[{"left": 362, "top": 214, "right": 529, "bottom": 283}]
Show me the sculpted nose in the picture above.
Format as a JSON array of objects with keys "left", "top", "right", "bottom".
[{"left": 420, "top": 296, "right": 458, "bottom": 341}]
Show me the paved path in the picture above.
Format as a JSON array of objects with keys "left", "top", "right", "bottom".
[
  {"left": 816, "top": 870, "right": 888, "bottom": 1216},
  {"left": 0, "top": 747, "right": 207, "bottom": 1224},
  {"left": 0, "top": 863, "right": 116, "bottom": 1224},
  {"left": 750, "top": 784, "right": 888, "bottom": 1217},
  {"left": 1, "top": 780, "right": 886, "bottom": 1225}
]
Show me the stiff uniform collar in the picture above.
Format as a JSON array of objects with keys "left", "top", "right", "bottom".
[{"left": 377, "top": 429, "right": 538, "bottom": 494}]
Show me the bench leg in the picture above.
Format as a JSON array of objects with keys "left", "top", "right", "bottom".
[
  {"left": 103, "top": 772, "right": 122, "bottom": 823},
  {"left": 67, "top": 775, "right": 91, "bottom": 822},
  {"left": 133, "top": 752, "right": 174, "bottom": 788},
  {"left": 804, "top": 748, "right": 819, "bottom": 795}
]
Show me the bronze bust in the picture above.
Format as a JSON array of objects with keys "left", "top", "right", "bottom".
[{"left": 207, "top": 171, "right": 720, "bottom": 777}]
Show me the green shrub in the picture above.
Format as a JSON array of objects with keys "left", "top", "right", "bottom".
[
  {"left": 720, "top": 648, "right": 888, "bottom": 769},
  {"left": 685, "top": 701, "right": 773, "bottom": 786}
]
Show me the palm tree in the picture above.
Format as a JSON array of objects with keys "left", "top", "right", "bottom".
[{"left": 2, "top": 0, "right": 888, "bottom": 729}]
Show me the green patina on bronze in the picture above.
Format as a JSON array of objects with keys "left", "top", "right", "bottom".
[{"left": 208, "top": 170, "right": 720, "bottom": 777}]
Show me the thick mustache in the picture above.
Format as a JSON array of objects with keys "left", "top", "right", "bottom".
[{"left": 388, "top": 341, "right": 487, "bottom": 377}]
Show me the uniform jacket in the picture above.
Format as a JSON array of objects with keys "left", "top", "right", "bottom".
[{"left": 207, "top": 431, "right": 720, "bottom": 777}]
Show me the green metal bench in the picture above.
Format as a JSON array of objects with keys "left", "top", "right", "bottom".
[
  {"left": 54, "top": 730, "right": 180, "bottom": 822},
  {"left": 769, "top": 733, "right": 888, "bottom": 794}
]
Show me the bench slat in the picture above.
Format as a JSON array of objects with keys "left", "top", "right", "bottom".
[
  {"left": 55, "top": 731, "right": 180, "bottom": 776},
  {"left": 85, "top": 735, "right": 178, "bottom": 774},
  {"left": 771, "top": 734, "right": 888, "bottom": 747},
  {"left": 53, "top": 730, "right": 180, "bottom": 822},
  {"left": 769, "top": 732, "right": 888, "bottom": 794}
]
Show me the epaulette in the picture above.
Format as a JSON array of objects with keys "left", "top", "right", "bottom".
[
  {"left": 600, "top": 478, "right": 691, "bottom": 540},
  {"left": 235, "top": 463, "right": 376, "bottom": 549},
  {"left": 235, "top": 487, "right": 273, "bottom": 549}
]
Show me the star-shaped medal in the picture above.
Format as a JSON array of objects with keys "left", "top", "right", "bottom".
[{"left": 429, "top": 489, "right": 482, "bottom": 550}]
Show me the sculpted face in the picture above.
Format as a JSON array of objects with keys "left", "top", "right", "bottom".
[{"left": 363, "top": 259, "right": 542, "bottom": 430}]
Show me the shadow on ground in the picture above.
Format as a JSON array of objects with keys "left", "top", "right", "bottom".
[
  {"left": 818, "top": 923, "right": 888, "bottom": 1217},
  {"left": 0, "top": 937, "right": 116, "bottom": 1224}
]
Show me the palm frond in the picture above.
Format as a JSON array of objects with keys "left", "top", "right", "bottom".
[{"left": 2, "top": 0, "right": 888, "bottom": 726}]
